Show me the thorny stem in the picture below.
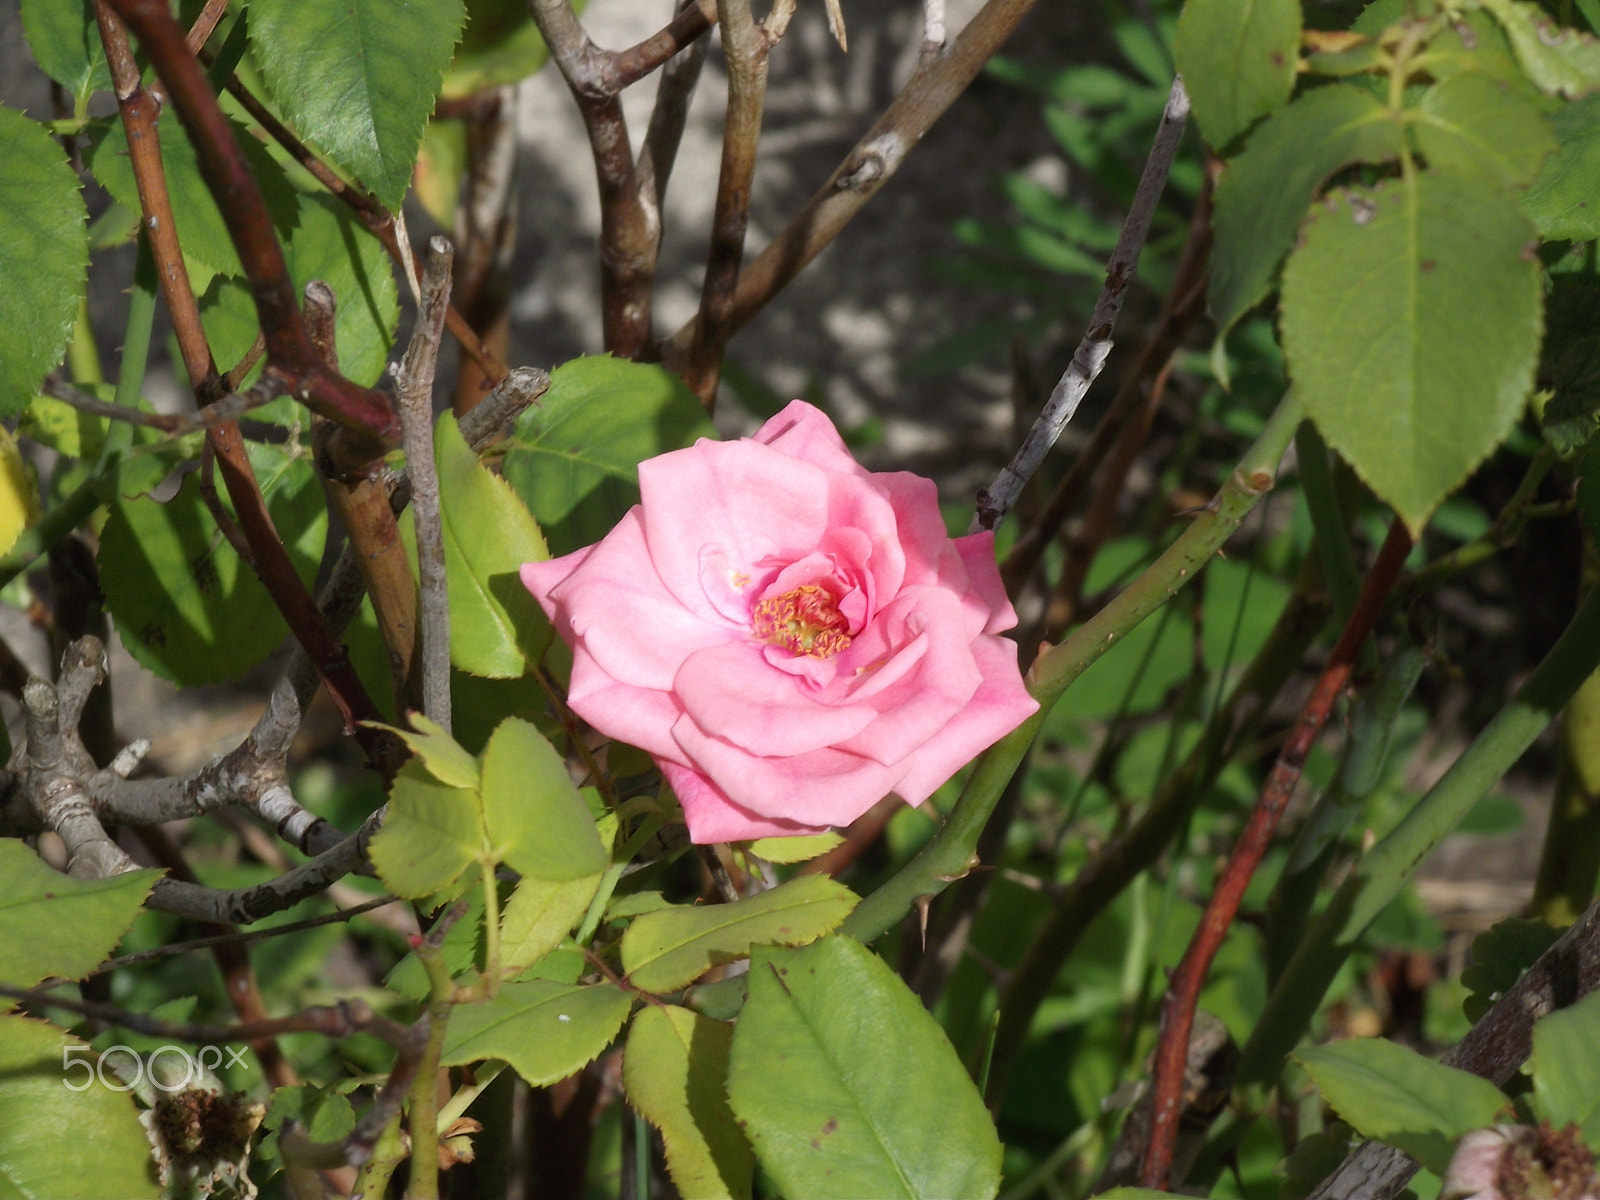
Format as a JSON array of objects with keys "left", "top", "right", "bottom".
[
  {"left": 974, "top": 76, "right": 1191, "bottom": 533},
  {"left": 1140, "top": 517, "right": 1413, "bottom": 1190}
]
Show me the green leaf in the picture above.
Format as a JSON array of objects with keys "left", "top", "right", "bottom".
[
  {"left": 1411, "top": 71, "right": 1557, "bottom": 188},
  {"left": 1280, "top": 172, "right": 1543, "bottom": 534},
  {"left": 1209, "top": 84, "right": 1402, "bottom": 361},
  {"left": 86, "top": 115, "right": 299, "bottom": 281},
  {"left": 1174, "top": 0, "right": 1301, "bottom": 147},
  {"left": 374, "top": 713, "right": 481, "bottom": 789},
  {"left": 1462, "top": 918, "right": 1561, "bottom": 1022},
  {"left": 624, "top": 1006, "right": 753, "bottom": 1200},
  {"left": 503, "top": 355, "right": 716, "bottom": 557},
  {"left": 727, "top": 937, "right": 1002, "bottom": 1200},
  {"left": 500, "top": 874, "right": 602, "bottom": 973},
  {"left": 1530, "top": 987, "right": 1600, "bottom": 1141},
  {"left": 1538, "top": 277, "right": 1600, "bottom": 457},
  {"left": 442, "top": 0, "right": 553, "bottom": 99},
  {"left": 0, "top": 841, "right": 157, "bottom": 1003},
  {"left": 431, "top": 412, "right": 552, "bottom": 678},
  {"left": 621, "top": 876, "right": 858, "bottom": 995},
  {"left": 368, "top": 761, "right": 483, "bottom": 899},
  {"left": 249, "top": 0, "right": 467, "bottom": 210},
  {"left": 1523, "top": 94, "right": 1600, "bottom": 240},
  {"left": 0, "top": 107, "right": 87, "bottom": 419},
  {"left": 747, "top": 833, "right": 845, "bottom": 865},
  {"left": 20, "top": 0, "right": 110, "bottom": 105},
  {"left": 98, "top": 442, "right": 328, "bottom": 685},
  {"left": 0, "top": 1016, "right": 161, "bottom": 1198},
  {"left": 1296, "top": 1039, "right": 1509, "bottom": 1175},
  {"left": 1481, "top": 0, "right": 1600, "bottom": 98},
  {"left": 258, "top": 1083, "right": 355, "bottom": 1167},
  {"left": 282, "top": 194, "right": 399, "bottom": 387},
  {"left": 478, "top": 717, "right": 608, "bottom": 881},
  {"left": 440, "top": 978, "right": 633, "bottom": 1086}
]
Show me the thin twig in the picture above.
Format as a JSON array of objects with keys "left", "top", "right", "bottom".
[
  {"left": 1140, "top": 517, "right": 1413, "bottom": 1190},
  {"left": 975, "top": 76, "right": 1190, "bottom": 533},
  {"left": 637, "top": 2, "right": 711, "bottom": 242},
  {"left": 397, "top": 238, "right": 455, "bottom": 731},
  {"left": 95, "top": 896, "right": 401, "bottom": 973}
]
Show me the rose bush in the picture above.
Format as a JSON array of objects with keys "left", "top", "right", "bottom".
[{"left": 520, "top": 400, "right": 1038, "bottom": 843}]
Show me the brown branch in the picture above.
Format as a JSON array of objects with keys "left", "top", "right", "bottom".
[
  {"left": 662, "top": 0, "right": 1043, "bottom": 366},
  {"left": 680, "top": 0, "right": 785, "bottom": 406},
  {"left": 637, "top": 2, "right": 711, "bottom": 221},
  {"left": 1140, "top": 517, "right": 1414, "bottom": 1190},
  {"left": 451, "top": 90, "right": 519, "bottom": 413}
]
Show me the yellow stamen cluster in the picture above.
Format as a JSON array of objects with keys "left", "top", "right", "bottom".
[{"left": 751, "top": 585, "right": 851, "bottom": 658}]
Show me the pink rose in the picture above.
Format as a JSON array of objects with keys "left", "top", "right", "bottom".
[{"left": 520, "top": 400, "right": 1039, "bottom": 843}]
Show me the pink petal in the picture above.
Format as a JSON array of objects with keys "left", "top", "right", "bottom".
[
  {"left": 954, "top": 531, "right": 1020, "bottom": 634},
  {"left": 674, "top": 642, "right": 878, "bottom": 757},
  {"left": 752, "top": 400, "right": 865, "bottom": 476},
  {"left": 564, "top": 661, "right": 683, "bottom": 760},
  {"left": 662, "top": 761, "right": 833, "bottom": 843},
  {"left": 671, "top": 717, "right": 910, "bottom": 827},
  {"left": 892, "top": 634, "right": 1039, "bottom": 805},
  {"left": 878, "top": 470, "right": 960, "bottom": 587}
]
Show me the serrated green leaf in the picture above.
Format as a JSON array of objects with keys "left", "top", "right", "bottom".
[
  {"left": 1209, "top": 84, "right": 1402, "bottom": 361},
  {"left": 1281, "top": 172, "right": 1542, "bottom": 534},
  {"left": 1462, "top": 918, "right": 1561, "bottom": 1023},
  {"left": 503, "top": 355, "right": 716, "bottom": 557},
  {"left": 258, "top": 1083, "right": 355, "bottom": 1167},
  {"left": 1530, "top": 988, "right": 1600, "bottom": 1141},
  {"left": 20, "top": 0, "right": 110, "bottom": 105},
  {"left": 500, "top": 873, "right": 602, "bottom": 972},
  {"left": 0, "top": 107, "right": 87, "bottom": 419},
  {"left": 249, "top": 0, "right": 466, "bottom": 210},
  {"left": 0, "top": 1016, "right": 161, "bottom": 1198},
  {"left": 1481, "top": 0, "right": 1600, "bottom": 98},
  {"left": 1412, "top": 71, "right": 1557, "bottom": 188},
  {"left": 282, "top": 195, "right": 399, "bottom": 387},
  {"left": 442, "top": 0, "right": 554, "bottom": 99},
  {"left": 0, "top": 841, "right": 158, "bottom": 1004},
  {"left": 1296, "top": 1039, "right": 1509, "bottom": 1175},
  {"left": 85, "top": 115, "right": 299, "bottom": 281},
  {"left": 1524, "top": 94, "right": 1600, "bottom": 239},
  {"left": 98, "top": 442, "right": 327, "bottom": 684},
  {"left": 368, "top": 761, "right": 483, "bottom": 899},
  {"left": 622, "top": 876, "right": 858, "bottom": 995},
  {"left": 727, "top": 937, "right": 1002, "bottom": 1200},
  {"left": 430, "top": 413, "right": 552, "bottom": 678},
  {"left": 1538, "top": 277, "right": 1600, "bottom": 456},
  {"left": 370, "top": 713, "right": 481, "bottom": 788},
  {"left": 625, "top": 1006, "right": 753, "bottom": 1200},
  {"left": 440, "top": 978, "right": 632, "bottom": 1085},
  {"left": 479, "top": 717, "right": 608, "bottom": 881},
  {"left": 1174, "top": 0, "right": 1301, "bottom": 147},
  {"left": 746, "top": 833, "right": 844, "bottom": 864}
]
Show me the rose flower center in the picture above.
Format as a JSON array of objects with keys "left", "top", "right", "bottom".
[{"left": 751, "top": 584, "right": 852, "bottom": 658}]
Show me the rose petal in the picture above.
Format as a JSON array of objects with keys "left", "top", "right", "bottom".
[
  {"left": 954, "top": 530, "right": 1020, "bottom": 634},
  {"left": 675, "top": 641, "right": 878, "bottom": 757},
  {"left": 752, "top": 400, "right": 866, "bottom": 477},
  {"left": 671, "top": 717, "right": 910, "bottom": 827},
  {"left": 893, "top": 634, "right": 1039, "bottom": 805},
  {"left": 662, "top": 761, "right": 832, "bottom": 843},
  {"left": 878, "top": 470, "right": 960, "bottom": 588},
  {"left": 563, "top": 660, "right": 684, "bottom": 760}
]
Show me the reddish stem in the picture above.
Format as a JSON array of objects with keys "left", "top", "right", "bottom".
[{"left": 1139, "top": 516, "right": 1414, "bottom": 1190}]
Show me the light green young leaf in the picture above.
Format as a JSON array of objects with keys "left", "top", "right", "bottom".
[
  {"left": 727, "top": 937, "right": 1002, "bottom": 1200},
  {"left": 1209, "top": 84, "right": 1402, "bottom": 368},
  {"left": 369, "top": 713, "right": 480, "bottom": 789},
  {"left": 1296, "top": 1039, "right": 1509, "bottom": 1175},
  {"left": 368, "top": 761, "right": 483, "bottom": 899},
  {"left": 0, "top": 107, "right": 87, "bottom": 420},
  {"left": 86, "top": 115, "right": 299, "bottom": 281},
  {"left": 1174, "top": 0, "right": 1301, "bottom": 148},
  {"left": 442, "top": 0, "right": 554, "bottom": 99},
  {"left": 622, "top": 876, "right": 858, "bottom": 995},
  {"left": 1280, "top": 172, "right": 1542, "bottom": 534},
  {"left": 1480, "top": 0, "right": 1600, "bottom": 98},
  {"left": 98, "top": 442, "right": 328, "bottom": 685},
  {"left": 430, "top": 413, "right": 552, "bottom": 679},
  {"left": 625, "top": 1006, "right": 753, "bottom": 1200},
  {"left": 1530, "top": 987, "right": 1600, "bottom": 1143},
  {"left": 746, "top": 833, "right": 845, "bottom": 865},
  {"left": 1411, "top": 71, "right": 1557, "bottom": 188},
  {"left": 20, "top": 0, "right": 110, "bottom": 106},
  {"left": 500, "top": 873, "right": 603, "bottom": 973},
  {"left": 1523, "top": 93, "right": 1600, "bottom": 240},
  {"left": 0, "top": 841, "right": 157, "bottom": 1003},
  {"left": 0, "top": 1016, "right": 161, "bottom": 1198},
  {"left": 479, "top": 717, "right": 608, "bottom": 881},
  {"left": 503, "top": 355, "right": 715, "bottom": 557},
  {"left": 440, "top": 979, "right": 633, "bottom": 1085},
  {"left": 249, "top": 0, "right": 465, "bottom": 210}
]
